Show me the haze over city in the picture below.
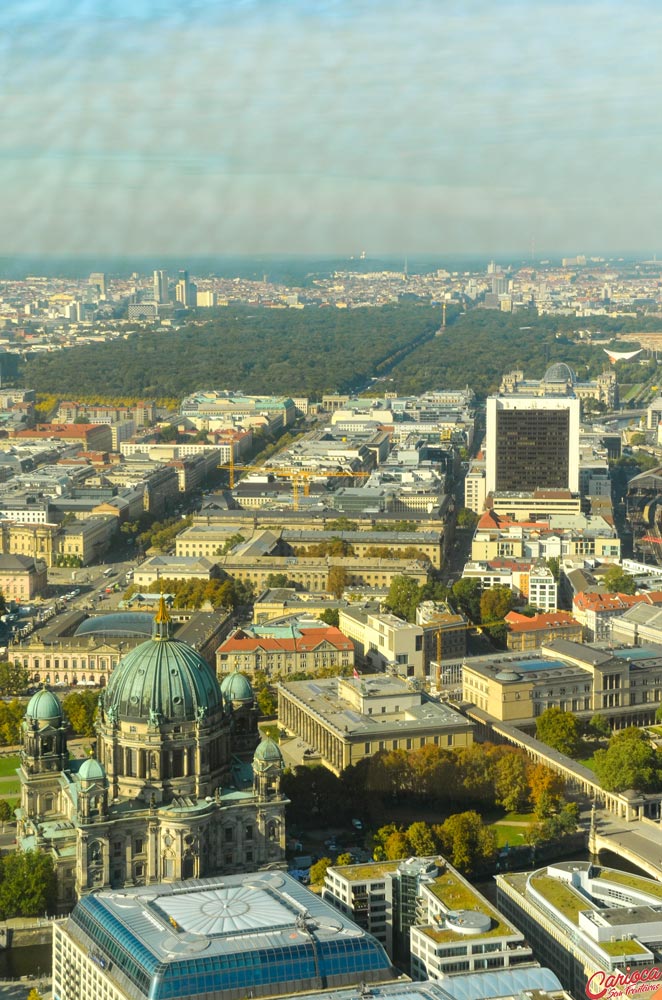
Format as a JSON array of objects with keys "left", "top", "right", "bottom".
[{"left": 2, "top": 0, "right": 661, "bottom": 258}]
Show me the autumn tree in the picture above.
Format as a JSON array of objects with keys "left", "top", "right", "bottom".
[
  {"left": 494, "top": 753, "right": 530, "bottom": 813},
  {"left": 327, "top": 566, "right": 349, "bottom": 599},
  {"left": 336, "top": 853, "right": 353, "bottom": 866},
  {"left": 480, "top": 585, "right": 513, "bottom": 624},
  {"left": 63, "top": 691, "right": 99, "bottom": 737},
  {"left": 406, "top": 821, "right": 438, "bottom": 856},
  {"left": 527, "top": 762, "right": 565, "bottom": 816},
  {"left": 0, "top": 662, "right": 29, "bottom": 698},
  {"left": 383, "top": 830, "right": 411, "bottom": 860},
  {"left": 309, "top": 857, "right": 332, "bottom": 884},
  {"left": 434, "top": 811, "right": 496, "bottom": 873}
]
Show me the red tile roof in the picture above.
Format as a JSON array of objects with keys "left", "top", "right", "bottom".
[
  {"left": 219, "top": 626, "right": 353, "bottom": 654},
  {"left": 505, "top": 610, "right": 580, "bottom": 632}
]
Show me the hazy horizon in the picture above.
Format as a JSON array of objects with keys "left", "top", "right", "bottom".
[{"left": 2, "top": 0, "right": 661, "bottom": 258}]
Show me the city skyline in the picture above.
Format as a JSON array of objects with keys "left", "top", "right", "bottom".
[{"left": 2, "top": 0, "right": 661, "bottom": 257}]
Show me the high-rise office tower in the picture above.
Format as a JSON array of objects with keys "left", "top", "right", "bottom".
[
  {"left": 176, "top": 269, "right": 192, "bottom": 307},
  {"left": 153, "top": 269, "right": 168, "bottom": 304},
  {"left": 88, "top": 272, "right": 107, "bottom": 298},
  {"left": 485, "top": 394, "right": 580, "bottom": 496}
]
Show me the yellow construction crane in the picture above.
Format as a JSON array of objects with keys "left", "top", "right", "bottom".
[{"left": 218, "top": 457, "right": 371, "bottom": 509}]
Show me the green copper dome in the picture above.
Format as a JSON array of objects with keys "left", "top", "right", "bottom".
[
  {"left": 104, "top": 637, "right": 223, "bottom": 724},
  {"left": 221, "top": 670, "right": 254, "bottom": 704},
  {"left": 26, "top": 689, "right": 62, "bottom": 725},
  {"left": 78, "top": 757, "right": 106, "bottom": 783},
  {"left": 253, "top": 736, "right": 284, "bottom": 771}
]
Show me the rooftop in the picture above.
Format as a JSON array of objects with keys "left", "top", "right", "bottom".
[
  {"left": 68, "top": 871, "right": 394, "bottom": 1000},
  {"left": 279, "top": 675, "right": 472, "bottom": 739}
]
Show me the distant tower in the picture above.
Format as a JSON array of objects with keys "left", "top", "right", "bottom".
[
  {"left": 88, "top": 272, "right": 107, "bottom": 298},
  {"left": 153, "top": 269, "right": 168, "bottom": 304},
  {"left": 176, "top": 270, "right": 192, "bottom": 307}
]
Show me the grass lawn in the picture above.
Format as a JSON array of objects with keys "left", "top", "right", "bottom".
[
  {"left": 575, "top": 754, "right": 599, "bottom": 770},
  {"left": 0, "top": 757, "right": 19, "bottom": 777},
  {"left": 501, "top": 811, "right": 535, "bottom": 823},
  {"left": 0, "top": 780, "right": 20, "bottom": 796},
  {"left": 259, "top": 724, "right": 280, "bottom": 742},
  {"left": 492, "top": 824, "right": 529, "bottom": 848}
]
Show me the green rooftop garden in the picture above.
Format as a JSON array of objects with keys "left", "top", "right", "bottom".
[
  {"left": 594, "top": 868, "right": 662, "bottom": 901},
  {"left": 529, "top": 874, "right": 593, "bottom": 925},
  {"left": 333, "top": 861, "right": 400, "bottom": 882},
  {"left": 423, "top": 869, "right": 516, "bottom": 941},
  {"left": 600, "top": 939, "right": 649, "bottom": 957}
]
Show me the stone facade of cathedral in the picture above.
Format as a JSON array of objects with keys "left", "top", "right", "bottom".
[{"left": 17, "top": 599, "right": 286, "bottom": 912}]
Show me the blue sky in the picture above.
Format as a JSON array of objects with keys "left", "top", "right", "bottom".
[{"left": 1, "top": 0, "right": 660, "bottom": 257}]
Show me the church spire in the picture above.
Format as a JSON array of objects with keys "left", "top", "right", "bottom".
[{"left": 154, "top": 593, "right": 171, "bottom": 640}]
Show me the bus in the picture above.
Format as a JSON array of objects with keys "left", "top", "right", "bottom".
[{"left": 102, "top": 568, "right": 114, "bottom": 578}]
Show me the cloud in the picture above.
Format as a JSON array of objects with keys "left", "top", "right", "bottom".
[{"left": 1, "top": 0, "right": 662, "bottom": 253}]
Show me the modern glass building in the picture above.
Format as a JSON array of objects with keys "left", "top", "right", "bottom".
[{"left": 53, "top": 871, "right": 396, "bottom": 1000}]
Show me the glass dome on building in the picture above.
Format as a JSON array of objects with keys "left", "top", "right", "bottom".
[
  {"left": 543, "top": 362, "right": 576, "bottom": 384},
  {"left": 103, "top": 598, "right": 223, "bottom": 724},
  {"left": 74, "top": 612, "right": 155, "bottom": 639}
]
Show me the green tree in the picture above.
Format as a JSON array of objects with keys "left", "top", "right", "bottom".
[
  {"left": 546, "top": 556, "right": 560, "bottom": 582},
  {"left": 593, "top": 728, "right": 660, "bottom": 792},
  {"left": 456, "top": 508, "right": 478, "bottom": 530},
  {"left": 319, "top": 609, "right": 340, "bottom": 627},
  {"left": 0, "top": 800, "right": 11, "bottom": 829},
  {"left": 327, "top": 566, "right": 349, "bottom": 599},
  {"left": 264, "top": 573, "right": 290, "bottom": 589},
  {"left": 256, "top": 687, "right": 277, "bottom": 717},
  {"left": 0, "top": 662, "right": 29, "bottom": 697},
  {"left": 603, "top": 565, "right": 636, "bottom": 595},
  {"left": 479, "top": 585, "right": 513, "bottom": 624},
  {"left": 309, "top": 857, "right": 332, "bottom": 885},
  {"left": 535, "top": 707, "right": 581, "bottom": 757},
  {"left": 0, "top": 851, "right": 57, "bottom": 918},
  {"left": 62, "top": 691, "right": 99, "bottom": 737},
  {"left": 494, "top": 753, "right": 530, "bottom": 813},
  {"left": 385, "top": 576, "right": 421, "bottom": 622},
  {"left": 406, "top": 821, "right": 438, "bottom": 856},
  {"left": 434, "top": 811, "right": 497, "bottom": 873},
  {"left": 588, "top": 713, "right": 611, "bottom": 739},
  {"left": 451, "top": 579, "right": 482, "bottom": 622}
]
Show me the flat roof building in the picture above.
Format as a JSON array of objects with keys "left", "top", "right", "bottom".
[
  {"left": 53, "top": 871, "right": 396, "bottom": 1000},
  {"left": 497, "top": 861, "right": 662, "bottom": 1000},
  {"left": 278, "top": 673, "right": 473, "bottom": 774}
]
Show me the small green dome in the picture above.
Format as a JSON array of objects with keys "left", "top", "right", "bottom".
[
  {"left": 221, "top": 670, "right": 254, "bottom": 704},
  {"left": 253, "top": 736, "right": 284, "bottom": 771},
  {"left": 26, "top": 689, "right": 62, "bottom": 725},
  {"left": 104, "top": 636, "right": 223, "bottom": 724},
  {"left": 78, "top": 757, "right": 106, "bottom": 783}
]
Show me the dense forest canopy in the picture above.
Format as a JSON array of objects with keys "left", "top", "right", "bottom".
[
  {"left": 22, "top": 304, "right": 439, "bottom": 398},
  {"left": 21, "top": 303, "right": 662, "bottom": 400},
  {"left": 387, "top": 309, "right": 658, "bottom": 396}
]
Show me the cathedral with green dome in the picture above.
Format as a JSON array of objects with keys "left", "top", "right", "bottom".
[{"left": 17, "top": 598, "right": 286, "bottom": 912}]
